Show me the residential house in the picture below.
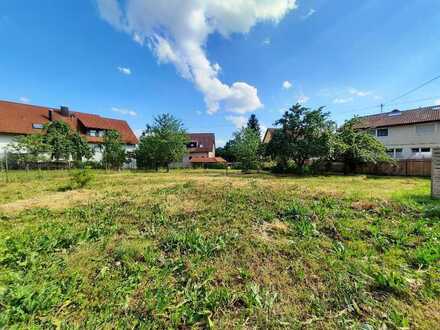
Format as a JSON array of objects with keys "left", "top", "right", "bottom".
[
  {"left": 0, "top": 100, "right": 138, "bottom": 161},
  {"left": 262, "top": 128, "right": 277, "bottom": 144},
  {"left": 182, "top": 133, "right": 226, "bottom": 166},
  {"left": 262, "top": 105, "right": 440, "bottom": 160},
  {"left": 354, "top": 105, "right": 440, "bottom": 159}
]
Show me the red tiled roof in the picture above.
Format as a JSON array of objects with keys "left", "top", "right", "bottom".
[
  {"left": 355, "top": 105, "right": 440, "bottom": 129},
  {"left": 187, "top": 133, "right": 215, "bottom": 153},
  {"left": 0, "top": 100, "right": 138, "bottom": 144},
  {"left": 190, "top": 157, "right": 226, "bottom": 163}
]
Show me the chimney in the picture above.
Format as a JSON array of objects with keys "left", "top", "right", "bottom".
[
  {"left": 48, "top": 109, "right": 53, "bottom": 121},
  {"left": 60, "top": 106, "right": 70, "bottom": 117}
]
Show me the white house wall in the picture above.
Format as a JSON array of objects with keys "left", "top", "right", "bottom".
[
  {"left": 0, "top": 134, "right": 18, "bottom": 158},
  {"left": 375, "top": 122, "right": 440, "bottom": 159}
]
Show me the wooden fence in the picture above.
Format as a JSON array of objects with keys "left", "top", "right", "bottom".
[{"left": 354, "top": 159, "right": 432, "bottom": 177}]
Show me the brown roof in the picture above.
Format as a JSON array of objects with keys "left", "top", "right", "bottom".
[
  {"left": 262, "top": 128, "right": 277, "bottom": 143},
  {"left": 187, "top": 133, "right": 215, "bottom": 153},
  {"left": 0, "top": 100, "right": 138, "bottom": 144},
  {"left": 190, "top": 157, "right": 226, "bottom": 163},
  {"left": 355, "top": 105, "right": 440, "bottom": 129}
]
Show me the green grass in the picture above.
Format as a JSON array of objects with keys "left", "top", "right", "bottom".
[{"left": 0, "top": 170, "right": 439, "bottom": 329}]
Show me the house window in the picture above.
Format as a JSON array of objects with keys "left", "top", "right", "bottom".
[
  {"left": 421, "top": 148, "right": 431, "bottom": 153},
  {"left": 187, "top": 141, "right": 198, "bottom": 148},
  {"left": 411, "top": 148, "right": 420, "bottom": 153},
  {"left": 32, "top": 123, "right": 44, "bottom": 129},
  {"left": 416, "top": 123, "right": 435, "bottom": 136},
  {"left": 88, "top": 130, "right": 97, "bottom": 137},
  {"left": 386, "top": 149, "right": 394, "bottom": 157},
  {"left": 395, "top": 148, "right": 403, "bottom": 158},
  {"left": 376, "top": 128, "right": 388, "bottom": 137}
]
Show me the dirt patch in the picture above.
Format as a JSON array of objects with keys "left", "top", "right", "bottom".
[{"left": 0, "top": 189, "right": 97, "bottom": 213}]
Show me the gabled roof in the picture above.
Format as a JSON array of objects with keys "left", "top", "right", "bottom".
[
  {"left": 0, "top": 100, "right": 138, "bottom": 144},
  {"left": 262, "top": 128, "right": 277, "bottom": 143},
  {"left": 187, "top": 133, "right": 215, "bottom": 153},
  {"left": 355, "top": 105, "right": 440, "bottom": 129}
]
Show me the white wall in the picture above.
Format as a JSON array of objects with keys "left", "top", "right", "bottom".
[
  {"left": 0, "top": 134, "right": 18, "bottom": 158},
  {"left": 374, "top": 123, "right": 440, "bottom": 159},
  {"left": 89, "top": 143, "right": 137, "bottom": 162}
]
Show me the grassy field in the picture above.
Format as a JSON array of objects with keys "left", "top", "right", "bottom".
[{"left": 0, "top": 170, "right": 439, "bottom": 329}]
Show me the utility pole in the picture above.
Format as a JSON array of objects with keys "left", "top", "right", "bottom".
[{"left": 380, "top": 104, "right": 384, "bottom": 113}]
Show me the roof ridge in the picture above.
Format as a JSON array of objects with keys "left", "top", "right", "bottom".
[
  {"left": 359, "top": 104, "right": 440, "bottom": 119},
  {"left": 0, "top": 99, "right": 57, "bottom": 110}
]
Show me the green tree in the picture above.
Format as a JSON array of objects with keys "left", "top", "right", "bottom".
[
  {"left": 9, "top": 134, "right": 51, "bottom": 169},
  {"left": 102, "top": 130, "right": 126, "bottom": 170},
  {"left": 247, "top": 114, "right": 261, "bottom": 137},
  {"left": 136, "top": 114, "right": 188, "bottom": 171},
  {"left": 44, "top": 121, "right": 72, "bottom": 161},
  {"left": 266, "top": 103, "right": 334, "bottom": 173},
  {"left": 231, "top": 127, "right": 261, "bottom": 173},
  {"left": 215, "top": 140, "right": 236, "bottom": 162},
  {"left": 70, "top": 132, "right": 93, "bottom": 163},
  {"left": 334, "top": 118, "right": 391, "bottom": 174}
]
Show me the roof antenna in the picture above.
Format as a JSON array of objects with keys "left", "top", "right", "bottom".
[{"left": 380, "top": 104, "right": 384, "bottom": 113}]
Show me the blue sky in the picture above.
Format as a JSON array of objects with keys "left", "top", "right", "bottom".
[{"left": 1, "top": 0, "right": 440, "bottom": 146}]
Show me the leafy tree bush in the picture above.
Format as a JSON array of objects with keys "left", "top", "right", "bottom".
[
  {"left": 231, "top": 127, "right": 261, "bottom": 173},
  {"left": 333, "top": 118, "right": 391, "bottom": 174},
  {"left": 266, "top": 103, "right": 334, "bottom": 173},
  {"left": 136, "top": 114, "right": 188, "bottom": 171},
  {"left": 70, "top": 132, "right": 93, "bottom": 163},
  {"left": 44, "top": 121, "right": 72, "bottom": 161},
  {"left": 247, "top": 114, "right": 261, "bottom": 137},
  {"left": 9, "top": 134, "right": 51, "bottom": 169},
  {"left": 69, "top": 167, "right": 94, "bottom": 189},
  {"left": 102, "top": 130, "right": 126, "bottom": 170},
  {"left": 215, "top": 140, "right": 236, "bottom": 162}
]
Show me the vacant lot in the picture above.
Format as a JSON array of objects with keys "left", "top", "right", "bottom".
[{"left": 0, "top": 170, "right": 439, "bottom": 329}]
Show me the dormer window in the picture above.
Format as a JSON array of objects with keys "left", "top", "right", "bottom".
[
  {"left": 388, "top": 110, "right": 401, "bottom": 117},
  {"left": 32, "top": 123, "right": 44, "bottom": 129},
  {"left": 187, "top": 141, "right": 198, "bottom": 148}
]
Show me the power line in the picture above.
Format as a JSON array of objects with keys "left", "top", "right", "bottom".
[{"left": 386, "top": 74, "right": 440, "bottom": 103}]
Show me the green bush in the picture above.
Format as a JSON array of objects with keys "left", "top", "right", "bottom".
[{"left": 68, "top": 167, "right": 93, "bottom": 189}]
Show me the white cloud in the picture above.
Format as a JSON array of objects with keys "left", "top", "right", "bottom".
[
  {"left": 435, "top": 99, "right": 440, "bottom": 106},
  {"left": 282, "top": 80, "right": 292, "bottom": 90},
  {"left": 196, "top": 110, "right": 203, "bottom": 115},
  {"left": 297, "top": 95, "right": 309, "bottom": 104},
  {"left": 97, "top": 0, "right": 297, "bottom": 114},
  {"left": 262, "top": 37, "right": 271, "bottom": 46},
  {"left": 333, "top": 97, "right": 353, "bottom": 104},
  {"left": 19, "top": 96, "right": 30, "bottom": 103},
  {"left": 302, "top": 8, "right": 315, "bottom": 20},
  {"left": 112, "top": 107, "right": 137, "bottom": 116},
  {"left": 117, "top": 66, "right": 132, "bottom": 75},
  {"left": 348, "top": 87, "right": 371, "bottom": 97},
  {"left": 225, "top": 115, "right": 247, "bottom": 129}
]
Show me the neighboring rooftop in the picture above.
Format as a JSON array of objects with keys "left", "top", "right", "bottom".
[
  {"left": 355, "top": 105, "right": 440, "bottom": 129},
  {"left": 0, "top": 100, "right": 138, "bottom": 144},
  {"left": 187, "top": 133, "right": 215, "bottom": 153}
]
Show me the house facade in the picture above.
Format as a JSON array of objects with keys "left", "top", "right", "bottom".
[
  {"left": 182, "top": 133, "right": 226, "bottom": 166},
  {"left": 355, "top": 106, "right": 440, "bottom": 159},
  {"left": 0, "top": 100, "right": 138, "bottom": 161}
]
